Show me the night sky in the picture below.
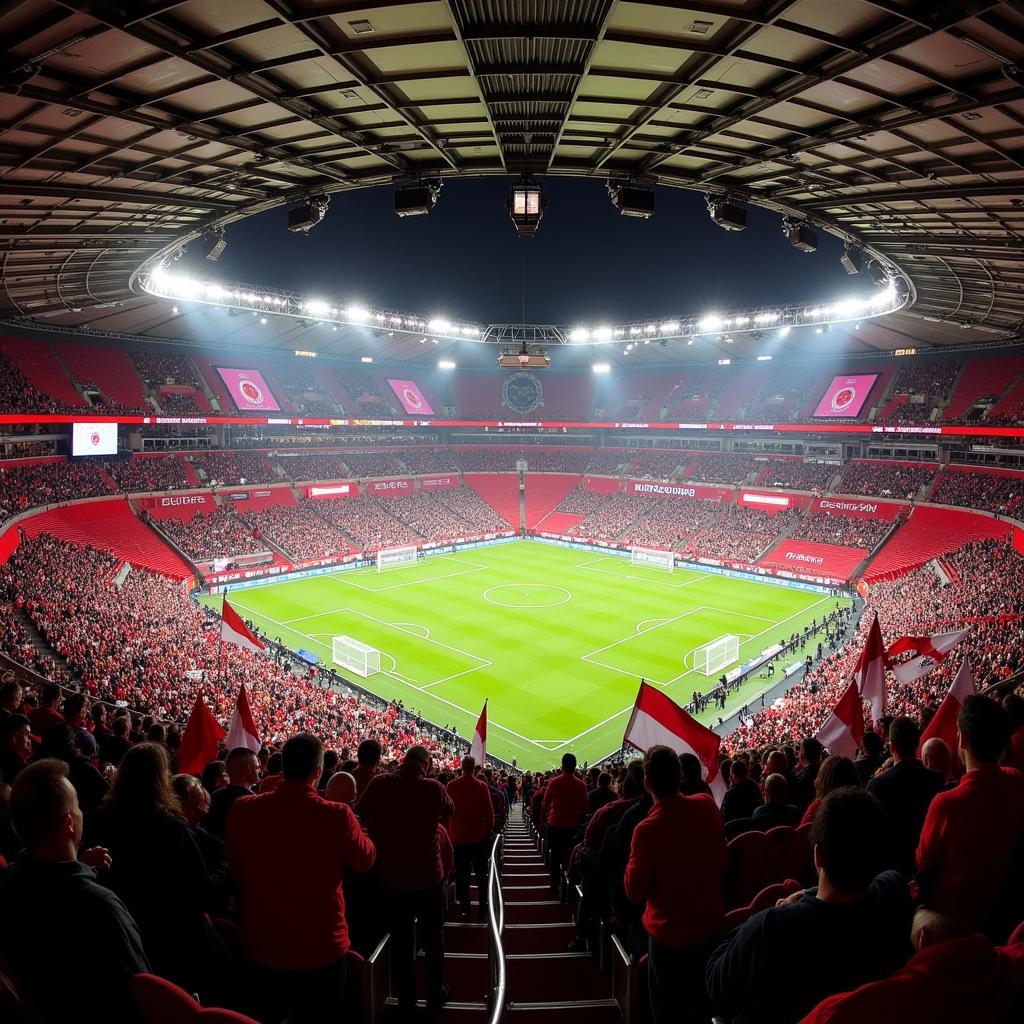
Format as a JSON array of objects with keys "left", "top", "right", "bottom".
[{"left": 202, "top": 178, "right": 861, "bottom": 326}]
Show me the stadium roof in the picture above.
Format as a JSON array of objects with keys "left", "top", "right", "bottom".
[{"left": 1, "top": 0, "right": 1023, "bottom": 365}]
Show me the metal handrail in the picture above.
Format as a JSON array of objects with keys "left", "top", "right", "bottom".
[{"left": 486, "top": 829, "right": 506, "bottom": 1024}]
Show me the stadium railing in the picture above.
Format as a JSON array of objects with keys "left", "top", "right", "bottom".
[{"left": 487, "top": 830, "right": 507, "bottom": 1024}]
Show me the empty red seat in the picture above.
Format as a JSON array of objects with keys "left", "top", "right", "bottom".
[
  {"left": 130, "top": 974, "right": 258, "bottom": 1024},
  {"left": 726, "top": 830, "right": 769, "bottom": 909}
]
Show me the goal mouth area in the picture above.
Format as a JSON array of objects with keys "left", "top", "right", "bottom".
[
  {"left": 331, "top": 634, "right": 381, "bottom": 678},
  {"left": 376, "top": 545, "right": 418, "bottom": 572},
  {"left": 630, "top": 546, "right": 675, "bottom": 571},
  {"left": 691, "top": 634, "right": 740, "bottom": 677}
]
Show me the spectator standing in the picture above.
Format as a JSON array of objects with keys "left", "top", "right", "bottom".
[
  {"left": 866, "top": 716, "right": 943, "bottom": 875},
  {"left": 706, "top": 789, "right": 912, "bottom": 1024},
  {"left": 794, "top": 737, "right": 824, "bottom": 810},
  {"left": 855, "top": 730, "right": 886, "bottom": 785},
  {"left": 445, "top": 756, "right": 495, "bottom": 919},
  {"left": 227, "top": 733, "right": 375, "bottom": 1024},
  {"left": 357, "top": 745, "right": 454, "bottom": 1015},
  {"left": 625, "top": 746, "right": 727, "bottom": 1024},
  {"left": 588, "top": 772, "right": 616, "bottom": 814},
  {"left": 0, "top": 713, "right": 32, "bottom": 784},
  {"left": 751, "top": 773, "right": 800, "bottom": 830},
  {"left": 721, "top": 760, "right": 763, "bottom": 823},
  {"left": 916, "top": 695, "right": 1024, "bottom": 936},
  {"left": 0, "top": 677, "right": 22, "bottom": 721},
  {"left": 103, "top": 714, "right": 134, "bottom": 767},
  {"left": 28, "top": 682, "right": 63, "bottom": 737},
  {"left": 352, "top": 738, "right": 382, "bottom": 797},
  {"left": 204, "top": 745, "right": 259, "bottom": 839},
  {"left": 0, "top": 760, "right": 150, "bottom": 1023},
  {"left": 62, "top": 693, "right": 97, "bottom": 761},
  {"left": 541, "top": 753, "right": 589, "bottom": 891}
]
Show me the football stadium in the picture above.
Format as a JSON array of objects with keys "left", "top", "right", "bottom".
[{"left": 1, "top": 2, "right": 1024, "bottom": 1023}]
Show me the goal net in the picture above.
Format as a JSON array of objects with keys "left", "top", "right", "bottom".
[
  {"left": 332, "top": 636, "right": 381, "bottom": 678},
  {"left": 693, "top": 635, "right": 740, "bottom": 676},
  {"left": 631, "top": 546, "right": 674, "bottom": 571},
  {"left": 377, "top": 545, "right": 417, "bottom": 572}
]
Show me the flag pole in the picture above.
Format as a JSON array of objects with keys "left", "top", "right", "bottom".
[{"left": 217, "top": 590, "right": 226, "bottom": 687}]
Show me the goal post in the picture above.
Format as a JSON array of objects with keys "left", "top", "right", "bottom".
[
  {"left": 332, "top": 636, "right": 381, "bottom": 678},
  {"left": 377, "top": 545, "right": 418, "bottom": 572},
  {"left": 630, "top": 546, "right": 675, "bottom": 572},
  {"left": 693, "top": 635, "right": 740, "bottom": 676}
]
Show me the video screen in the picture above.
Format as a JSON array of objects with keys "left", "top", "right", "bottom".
[
  {"left": 812, "top": 374, "right": 879, "bottom": 418},
  {"left": 386, "top": 378, "right": 434, "bottom": 416},
  {"left": 72, "top": 422, "right": 118, "bottom": 456},
  {"left": 215, "top": 367, "right": 281, "bottom": 412}
]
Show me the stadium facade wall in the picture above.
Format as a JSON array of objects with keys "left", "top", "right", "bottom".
[
  {"left": 138, "top": 491, "right": 215, "bottom": 521},
  {"left": 738, "top": 490, "right": 813, "bottom": 513},
  {"left": 810, "top": 497, "right": 902, "bottom": 520}
]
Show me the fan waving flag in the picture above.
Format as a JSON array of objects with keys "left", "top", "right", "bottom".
[
  {"left": 623, "top": 682, "right": 725, "bottom": 802},
  {"left": 888, "top": 628, "right": 969, "bottom": 684},
  {"left": 854, "top": 614, "right": 888, "bottom": 726},
  {"left": 918, "top": 658, "right": 974, "bottom": 757},
  {"left": 225, "top": 682, "right": 261, "bottom": 753},
  {"left": 178, "top": 695, "right": 225, "bottom": 775},
  {"left": 221, "top": 599, "right": 265, "bottom": 654},
  {"left": 470, "top": 700, "right": 487, "bottom": 765},
  {"left": 815, "top": 680, "right": 865, "bottom": 760}
]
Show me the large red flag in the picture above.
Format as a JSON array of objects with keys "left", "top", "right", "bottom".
[
  {"left": 887, "top": 629, "right": 969, "bottom": 684},
  {"left": 178, "top": 695, "right": 225, "bottom": 775},
  {"left": 225, "top": 682, "right": 261, "bottom": 753},
  {"left": 815, "top": 680, "right": 865, "bottom": 760},
  {"left": 623, "top": 682, "right": 725, "bottom": 801},
  {"left": 853, "top": 614, "right": 887, "bottom": 726},
  {"left": 469, "top": 700, "right": 487, "bottom": 765},
  {"left": 221, "top": 599, "right": 264, "bottom": 654},
  {"left": 918, "top": 658, "right": 974, "bottom": 758}
]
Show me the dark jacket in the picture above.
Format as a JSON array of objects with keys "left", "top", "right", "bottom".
[
  {"left": 866, "top": 759, "right": 944, "bottom": 875},
  {"left": 204, "top": 783, "right": 253, "bottom": 839}
]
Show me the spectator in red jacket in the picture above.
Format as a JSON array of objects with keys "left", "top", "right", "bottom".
[
  {"left": 357, "top": 745, "right": 455, "bottom": 1015},
  {"left": 445, "top": 756, "right": 495, "bottom": 919},
  {"left": 227, "top": 732, "right": 375, "bottom": 1024},
  {"left": 542, "top": 752, "right": 589, "bottom": 891},
  {"left": 916, "top": 695, "right": 1024, "bottom": 937},
  {"left": 625, "top": 745, "right": 727, "bottom": 1024},
  {"left": 28, "top": 681, "right": 63, "bottom": 738}
]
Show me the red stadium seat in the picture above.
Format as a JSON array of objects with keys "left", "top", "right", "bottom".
[
  {"left": 129, "top": 974, "right": 259, "bottom": 1024},
  {"left": 725, "top": 830, "right": 768, "bottom": 909},
  {"left": 723, "top": 878, "right": 803, "bottom": 930},
  {"left": 782, "top": 822, "right": 815, "bottom": 886},
  {"left": 762, "top": 825, "right": 794, "bottom": 885}
]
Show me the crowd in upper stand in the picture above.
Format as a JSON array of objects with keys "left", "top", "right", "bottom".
[
  {"left": 789, "top": 509, "right": 893, "bottom": 549},
  {"left": 160, "top": 509, "right": 269, "bottom": 563},
  {"left": 188, "top": 452, "right": 276, "bottom": 487},
  {"left": 932, "top": 469, "right": 1023, "bottom": 516},
  {"left": 687, "top": 452, "right": 762, "bottom": 484},
  {"left": 836, "top": 460, "right": 937, "bottom": 499},
  {"left": 106, "top": 455, "right": 190, "bottom": 493},
  {"left": 754, "top": 460, "right": 837, "bottom": 491},
  {"left": 236, "top": 506, "right": 355, "bottom": 562}
]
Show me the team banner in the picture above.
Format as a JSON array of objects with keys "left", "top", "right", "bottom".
[
  {"left": 759, "top": 539, "right": 868, "bottom": 580},
  {"left": 306, "top": 482, "right": 358, "bottom": 499},
  {"left": 811, "top": 497, "right": 901, "bottom": 521},
  {"left": 139, "top": 492, "right": 213, "bottom": 520},
  {"left": 626, "top": 480, "right": 730, "bottom": 501},
  {"left": 367, "top": 477, "right": 414, "bottom": 495},
  {"left": 420, "top": 475, "right": 459, "bottom": 491},
  {"left": 738, "top": 491, "right": 813, "bottom": 511}
]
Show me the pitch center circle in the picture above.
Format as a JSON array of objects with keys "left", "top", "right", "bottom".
[{"left": 483, "top": 584, "right": 572, "bottom": 609}]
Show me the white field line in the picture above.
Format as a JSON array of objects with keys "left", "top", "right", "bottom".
[
  {"left": 553, "top": 593, "right": 838, "bottom": 751},
  {"left": 574, "top": 558, "right": 707, "bottom": 590},
  {"left": 229, "top": 600, "right": 548, "bottom": 754},
  {"left": 330, "top": 555, "right": 490, "bottom": 592}
]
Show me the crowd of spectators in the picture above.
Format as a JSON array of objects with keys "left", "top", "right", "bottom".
[
  {"left": 129, "top": 351, "right": 201, "bottom": 389},
  {"left": 682, "top": 506, "right": 801, "bottom": 564},
  {"left": 335, "top": 367, "right": 391, "bottom": 411},
  {"left": 272, "top": 453, "right": 348, "bottom": 482},
  {"left": 745, "top": 365, "right": 824, "bottom": 422},
  {"left": 627, "top": 450, "right": 685, "bottom": 479},
  {"left": 159, "top": 509, "right": 268, "bottom": 563},
  {"left": 0, "top": 460, "right": 113, "bottom": 523},
  {"left": 584, "top": 449, "right": 628, "bottom": 474},
  {"left": 398, "top": 447, "right": 459, "bottom": 475},
  {"left": 157, "top": 391, "right": 206, "bottom": 416},
  {"left": 567, "top": 494, "right": 658, "bottom": 542},
  {"left": 555, "top": 484, "right": 611, "bottom": 517},
  {"left": 619, "top": 499, "right": 722, "bottom": 551},
  {"left": 0, "top": 352, "right": 84, "bottom": 416},
  {"left": 312, "top": 496, "right": 420, "bottom": 551},
  {"left": 789, "top": 510, "right": 893, "bottom": 550},
  {"left": 931, "top": 469, "right": 1023, "bottom": 516},
  {"left": 686, "top": 452, "right": 762, "bottom": 485},
  {"left": 236, "top": 506, "right": 355, "bottom": 561},
  {"left": 380, "top": 494, "right": 475, "bottom": 543},
  {"left": 890, "top": 360, "right": 962, "bottom": 397},
  {"left": 105, "top": 456, "right": 189, "bottom": 494},
  {"left": 338, "top": 451, "right": 402, "bottom": 478},
  {"left": 754, "top": 460, "right": 838, "bottom": 491},
  {"left": 837, "top": 460, "right": 937, "bottom": 499},
  {"left": 454, "top": 447, "right": 591, "bottom": 473},
  {"left": 188, "top": 453, "right": 275, "bottom": 487},
  {"left": 432, "top": 486, "right": 511, "bottom": 532}
]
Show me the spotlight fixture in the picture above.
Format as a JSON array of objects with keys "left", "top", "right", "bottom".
[
  {"left": 840, "top": 244, "right": 863, "bottom": 275},
  {"left": 394, "top": 180, "right": 441, "bottom": 217},
  {"left": 866, "top": 259, "right": 889, "bottom": 286},
  {"left": 499, "top": 342, "right": 550, "bottom": 368},
  {"left": 199, "top": 229, "right": 226, "bottom": 261},
  {"left": 287, "top": 195, "right": 329, "bottom": 233},
  {"left": 507, "top": 176, "right": 545, "bottom": 236},
  {"left": 783, "top": 218, "right": 817, "bottom": 252},
  {"left": 608, "top": 180, "right": 655, "bottom": 218},
  {"left": 707, "top": 195, "right": 746, "bottom": 231}
]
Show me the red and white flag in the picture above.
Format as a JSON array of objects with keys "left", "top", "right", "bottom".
[
  {"left": 177, "top": 695, "right": 225, "bottom": 776},
  {"left": 887, "top": 628, "right": 969, "bottom": 684},
  {"left": 918, "top": 657, "right": 974, "bottom": 757},
  {"left": 623, "top": 683, "right": 725, "bottom": 802},
  {"left": 225, "top": 682, "right": 261, "bottom": 754},
  {"left": 854, "top": 614, "right": 888, "bottom": 726},
  {"left": 815, "top": 680, "right": 865, "bottom": 760},
  {"left": 470, "top": 700, "right": 487, "bottom": 765},
  {"left": 221, "top": 598, "right": 265, "bottom": 654}
]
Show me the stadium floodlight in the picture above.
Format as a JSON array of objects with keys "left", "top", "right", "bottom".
[
  {"left": 304, "top": 299, "right": 330, "bottom": 317},
  {"left": 438, "top": 359, "right": 456, "bottom": 369},
  {"left": 699, "top": 314, "right": 723, "bottom": 332},
  {"left": 592, "top": 362, "right": 610, "bottom": 373},
  {"left": 707, "top": 196, "right": 746, "bottom": 231},
  {"left": 288, "top": 196, "right": 329, "bottom": 233},
  {"left": 779, "top": 325, "right": 791, "bottom": 338},
  {"left": 199, "top": 230, "right": 226, "bottom": 261},
  {"left": 361, "top": 356, "right": 373, "bottom": 363},
  {"left": 394, "top": 181, "right": 441, "bottom": 217},
  {"left": 757, "top": 354, "right": 772, "bottom": 361},
  {"left": 609, "top": 180, "right": 655, "bottom": 218},
  {"left": 569, "top": 328, "right": 590, "bottom": 342},
  {"left": 867, "top": 260, "right": 889, "bottom": 286},
  {"left": 784, "top": 218, "right": 817, "bottom": 252},
  {"left": 428, "top": 318, "right": 451, "bottom": 333},
  {"left": 593, "top": 326, "right": 612, "bottom": 341},
  {"left": 507, "top": 176, "right": 545, "bottom": 236},
  {"left": 345, "top": 305, "right": 370, "bottom": 322},
  {"left": 840, "top": 244, "right": 863, "bottom": 275},
  {"left": 660, "top": 321, "right": 680, "bottom": 333}
]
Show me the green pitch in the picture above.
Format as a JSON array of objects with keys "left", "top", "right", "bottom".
[{"left": 205, "top": 541, "right": 848, "bottom": 770}]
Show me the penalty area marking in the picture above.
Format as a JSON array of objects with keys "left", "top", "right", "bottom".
[{"left": 483, "top": 584, "right": 571, "bottom": 609}]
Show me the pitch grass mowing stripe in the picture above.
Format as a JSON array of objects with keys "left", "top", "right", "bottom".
[{"left": 203, "top": 540, "right": 848, "bottom": 770}]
